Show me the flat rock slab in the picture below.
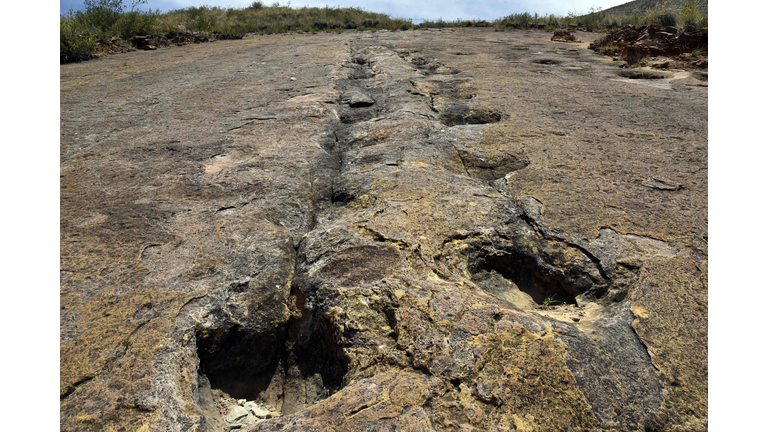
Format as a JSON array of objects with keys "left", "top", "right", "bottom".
[{"left": 61, "top": 28, "right": 707, "bottom": 432}]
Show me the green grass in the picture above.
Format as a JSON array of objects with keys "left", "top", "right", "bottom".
[
  {"left": 691, "top": 46, "right": 707, "bottom": 57},
  {"left": 540, "top": 292, "right": 563, "bottom": 310},
  {"left": 598, "top": 41, "right": 619, "bottom": 56}
]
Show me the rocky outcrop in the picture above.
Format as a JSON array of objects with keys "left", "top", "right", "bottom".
[
  {"left": 61, "top": 28, "right": 707, "bottom": 432},
  {"left": 590, "top": 24, "right": 708, "bottom": 68},
  {"left": 551, "top": 29, "right": 581, "bottom": 43}
]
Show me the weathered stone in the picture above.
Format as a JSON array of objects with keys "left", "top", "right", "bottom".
[
  {"left": 225, "top": 406, "right": 249, "bottom": 423},
  {"left": 341, "top": 89, "right": 375, "bottom": 107},
  {"left": 60, "top": 28, "right": 707, "bottom": 432},
  {"left": 244, "top": 402, "right": 271, "bottom": 418}
]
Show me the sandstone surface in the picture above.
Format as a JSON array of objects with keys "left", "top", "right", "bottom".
[{"left": 60, "top": 28, "right": 707, "bottom": 431}]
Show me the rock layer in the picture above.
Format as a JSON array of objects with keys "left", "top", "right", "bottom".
[{"left": 61, "top": 29, "right": 707, "bottom": 432}]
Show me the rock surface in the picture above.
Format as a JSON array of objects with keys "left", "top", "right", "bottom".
[{"left": 60, "top": 28, "right": 707, "bottom": 432}]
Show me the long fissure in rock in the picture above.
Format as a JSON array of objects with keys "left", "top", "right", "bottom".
[
  {"left": 195, "top": 44, "right": 405, "bottom": 424},
  {"left": 194, "top": 54, "right": 359, "bottom": 428},
  {"left": 197, "top": 39, "right": 629, "bottom": 429}
]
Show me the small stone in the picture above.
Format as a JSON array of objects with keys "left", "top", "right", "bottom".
[
  {"left": 225, "top": 406, "right": 249, "bottom": 423},
  {"left": 245, "top": 402, "right": 269, "bottom": 419},
  {"left": 290, "top": 77, "right": 297, "bottom": 81},
  {"left": 476, "top": 380, "right": 493, "bottom": 402}
]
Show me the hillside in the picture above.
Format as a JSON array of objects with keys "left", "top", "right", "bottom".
[{"left": 603, "top": 0, "right": 708, "bottom": 16}]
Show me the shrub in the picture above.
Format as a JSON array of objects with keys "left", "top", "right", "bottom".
[
  {"left": 188, "top": 7, "right": 216, "bottom": 33},
  {"left": 515, "top": 12, "right": 533, "bottom": 28},
  {"left": 83, "top": 0, "right": 124, "bottom": 33},
  {"left": 582, "top": 6, "right": 605, "bottom": 30},
  {"left": 657, "top": 13, "right": 677, "bottom": 27},
  {"left": 115, "top": 10, "right": 159, "bottom": 39},
  {"left": 60, "top": 10, "right": 98, "bottom": 62},
  {"left": 680, "top": 1, "right": 707, "bottom": 28}
]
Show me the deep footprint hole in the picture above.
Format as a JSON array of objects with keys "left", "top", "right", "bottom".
[
  {"left": 470, "top": 250, "right": 578, "bottom": 307},
  {"left": 196, "top": 296, "right": 350, "bottom": 426},
  {"left": 617, "top": 70, "right": 670, "bottom": 80},
  {"left": 532, "top": 58, "right": 562, "bottom": 65},
  {"left": 197, "top": 326, "right": 283, "bottom": 401}
]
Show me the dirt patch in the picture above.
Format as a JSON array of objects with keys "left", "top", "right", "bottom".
[{"left": 535, "top": 302, "right": 602, "bottom": 323}]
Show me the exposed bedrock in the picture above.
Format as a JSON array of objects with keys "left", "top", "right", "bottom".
[{"left": 60, "top": 29, "right": 707, "bottom": 432}]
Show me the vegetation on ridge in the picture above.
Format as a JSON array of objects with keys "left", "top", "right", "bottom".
[
  {"left": 61, "top": 0, "right": 414, "bottom": 62},
  {"left": 492, "top": 1, "right": 707, "bottom": 31},
  {"left": 60, "top": 0, "right": 708, "bottom": 64}
]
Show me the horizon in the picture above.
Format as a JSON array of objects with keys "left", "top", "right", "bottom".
[{"left": 59, "top": 0, "right": 632, "bottom": 23}]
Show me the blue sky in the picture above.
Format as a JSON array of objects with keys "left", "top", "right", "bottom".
[{"left": 60, "top": 0, "right": 630, "bottom": 22}]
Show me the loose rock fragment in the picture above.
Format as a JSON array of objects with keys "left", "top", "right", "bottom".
[{"left": 225, "top": 406, "right": 249, "bottom": 423}]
